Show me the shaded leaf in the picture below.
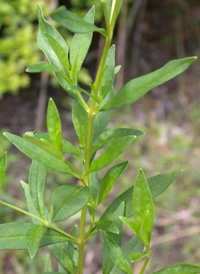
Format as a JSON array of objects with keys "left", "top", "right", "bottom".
[
  {"left": 51, "top": 185, "right": 90, "bottom": 222},
  {"left": 101, "top": 57, "right": 197, "bottom": 111},
  {"left": 89, "top": 172, "right": 99, "bottom": 204},
  {"left": 29, "top": 161, "right": 47, "bottom": 218},
  {"left": 25, "top": 225, "right": 44, "bottom": 258},
  {"left": 98, "top": 161, "right": 128, "bottom": 205},
  {"left": 51, "top": 6, "right": 106, "bottom": 35},
  {"left": 95, "top": 219, "right": 119, "bottom": 234},
  {"left": 129, "top": 251, "right": 151, "bottom": 262},
  {"left": 68, "top": 225, "right": 79, "bottom": 271},
  {"left": 44, "top": 254, "right": 53, "bottom": 272},
  {"left": 4, "top": 132, "right": 76, "bottom": 176},
  {"left": 101, "top": 231, "right": 133, "bottom": 274},
  {"left": 0, "top": 152, "right": 7, "bottom": 188},
  {"left": 153, "top": 264, "right": 200, "bottom": 274},
  {"left": 88, "top": 136, "right": 136, "bottom": 174}
]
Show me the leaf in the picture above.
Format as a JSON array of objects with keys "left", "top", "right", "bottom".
[
  {"left": 101, "top": 45, "right": 115, "bottom": 98},
  {"left": 129, "top": 251, "right": 151, "bottom": 262},
  {"left": 101, "top": 231, "right": 133, "bottom": 274},
  {"left": 37, "top": 5, "right": 69, "bottom": 73},
  {"left": 0, "top": 223, "right": 69, "bottom": 250},
  {"left": 70, "top": 6, "right": 95, "bottom": 80},
  {"left": 114, "top": 65, "right": 121, "bottom": 74},
  {"left": 29, "top": 160, "right": 47, "bottom": 218},
  {"left": 95, "top": 219, "right": 119, "bottom": 234},
  {"left": 98, "top": 161, "right": 128, "bottom": 205},
  {"left": 87, "top": 136, "right": 136, "bottom": 174},
  {"left": 47, "top": 98, "right": 63, "bottom": 154},
  {"left": 26, "top": 62, "right": 58, "bottom": 73},
  {"left": 101, "top": 170, "right": 181, "bottom": 219},
  {"left": 101, "top": 57, "right": 197, "bottom": 111},
  {"left": 0, "top": 151, "right": 7, "bottom": 188},
  {"left": 89, "top": 172, "right": 99, "bottom": 204},
  {"left": 4, "top": 132, "right": 76, "bottom": 176},
  {"left": 132, "top": 169, "right": 154, "bottom": 248},
  {"left": 45, "top": 254, "right": 53, "bottom": 272},
  {"left": 91, "top": 128, "right": 143, "bottom": 155},
  {"left": 119, "top": 217, "right": 139, "bottom": 236},
  {"left": 25, "top": 225, "right": 44, "bottom": 258},
  {"left": 153, "top": 264, "right": 200, "bottom": 274},
  {"left": 28, "top": 131, "right": 82, "bottom": 159},
  {"left": 49, "top": 243, "right": 74, "bottom": 274},
  {"left": 72, "top": 100, "right": 88, "bottom": 147},
  {"left": 68, "top": 225, "right": 79, "bottom": 271},
  {"left": 51, "top": 185, "right": 90, "bottom": 222},
  {"left": 51, "top": 6, "right": 106, "bottom": 35}
]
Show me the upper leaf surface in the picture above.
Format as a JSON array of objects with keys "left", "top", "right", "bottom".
[
  {"left": 0, "top": 152, "right": 7, "bottom": 188},
  {"left": 88, "top": 136, "right": 136, "bottom": 174},
  {"left": 153, "top": 264, "right": 200, "bottom": 274},
  {"left": 51, "top": 185, "right": 90, "bottom": 222},
  {"left": 25, "top": 225, "right": 44, "bottom": 258},
  {"left": 101, "top": 57, "right": 197, "bottom": 111},
  {"left": 4, "top": 133, "right": 75, "bottom": 176},
  {"left": 51, "top": 6, "right": 106, "bottom": 35},
  {"left": 26, "top": 62, "right": 58, "bottom": 73}
]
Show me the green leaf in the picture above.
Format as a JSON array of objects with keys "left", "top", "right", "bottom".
[
  {"left": 51, "top": 185, "right": 90, "bottom": 222},
  {"left": 132, "top": 169, "right": 154, "bottom": 248},
  {"left": 51, "top": 6, "right": 106, "bottom": 35},
  {"left": 101, "top": 231, "right": 133, "bottom": 274},
  {"left": 70, "top": 6, "right": 95, "bottom": 80},
  {"left": 25, "top": 225, "right": 44, "bottom": 258},
  {"left": 101, "top": 170, "right": 181, "bottom": 219},
  {"left": 98, "top": 161, "right": 128, "bottom": 205},
  {"left": 49, "top": 243, "right": 74, "bottom": 274},
  {"left": 26, "top": 62, "right": 58, "bottom": 73},
  {"left": 45, "top": 254, "right": 53, "bottom": 272},
  {"left": 129, "top": 251, "right": 151, "bottom": 262},
  {"left": 29, "top": 161, "right": 47, "bottom": 218},
  {"left": 72, "top": 100, "right": 88, "bottom": 147},
  {"left": 87, "top": 136, "right": 136, "bottom": 174},
  {"left": 95, "top": 219, "right": 119, "bottom": 234},
  {"left": 101, "top": 45, "right": 115, "bottom": 98},
  {"left": 21, "top": 180, "right": 43, "bottom": 225},
  {"left": 153, "top": 264, "right": 200, "bottom": 274},
  {"left": 119, "top": 217, "right": 139, "bottom": 235},
  {"left": 101, "top": 57, "right": 197, "bottom": 111},
  {"left": 68, "top": 225, "right": 79, "bottom": 271},
  {"left": 4, "top": 132, "right": 76, "bottom": 176},
  {"left": 91, "top": 128, "right": 143, "bottom": 155},
  {"left": 0, "top": 223, "right": 69, "bottom": 250},
  {"left": 28, "top": 131, "right": 82, "bottom": 159},
  {"left": 89, "top": 172, "right": 99, "bottom": 204},
  {"left": 47, "top": 98, "right": 63, "bottom": 155},
  {"left": 37, "top": 5, "right": 69, "bottom": 74},
  {"left": 0, "top": 152, "right": 7, "bottom": 188},
  {"left": 114, "top": 65, "right": 121, "bottom": 75}
]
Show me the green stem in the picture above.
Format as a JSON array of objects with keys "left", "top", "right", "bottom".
[
  {"left": 78, "top": 206, "right": 87, "bottom": 274},
  {"left": 140, "top": 256, "right": 150, "bottom": 274},
  {"left": 0, "top": 199, "right": 79, "bottom": 243},
  {"left": 64, "top": 159, "right": 82, "bottom": 178}
]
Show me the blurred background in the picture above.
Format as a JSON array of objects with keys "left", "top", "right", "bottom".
[{"left": 0, "top": 0, "right": 200, "bottom": 273}]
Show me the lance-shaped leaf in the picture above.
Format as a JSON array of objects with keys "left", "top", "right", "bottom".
[
  {"left": 88, "top": 136, "right": 136, "bottom": 174},
  {"left": 25, "top": 225, "right": 44, "bottom": 258},
  {"left": 89, "top": 172, "right": 99, "bottom": 204},
  {"left": 44, "top": 254, "right": 53, "bottom": 272},
  {"left": 51, "top": 185, "right": 90, "bottom": 222},
  {"left": 132, "top": 169, "right": 154, "bottom": 248},
  {"left": 101, "top": 57, "right": 197, "bottom": 111},
  {"left": 101, "top": 231, "right": 133, "bottom": 274},
  {"left": 0, "top": 223, "right": 69, "bottom": 250},
  {"left": 49, "top": 243, "right": 74, "bottom": 274},
  {"left": 51, "top": 6, "right": 106, "bottom": 35},
  {"left": 153, "top": 264, "right": 200, "bottom": 274},
  {"left": 26, "top": 62, "right": 58, "bottom": 73},
  {"left": 98, "top": 161, "right": 128, "bottom": 205},
  {"left": 68, "top": 225, "right": 79, "bottom": 271},
  {"left": 101, "top": 45, "right": 115, "bottom": 98},
  {"left": 91, "top": 128, "right": 143, "bottom": 155},
  {"left": 0, "top": 152, "right": 7, "bottom": 188},
  {"left": 129, "top": 250, "right": 151, "bottom": 263},
  {"left": 70, "top": 6, "right": 95, "bottom": 80},
  {"left": 72, "top": 100, "right": 88, "bottom": 147},
  {"left": 101, "top": 170, "right": 181, "bottom": 219},
  {"left": 47, "top": 98, "right": 63, "bottom": 155},
  {"left": 28, "top": 131, "right": 82, "bottom": 159},
  {"left": 29, "top": 161, "right": 47, "bottom": 218},
  {"left": 4, "top": 133, "right": 76, "bottom": 176},
  {"left": 37, "top": 5, "right": 69, "bottom": 73},
  {"left": 95, "top": 219, "right": 119, "bottom": 234}
]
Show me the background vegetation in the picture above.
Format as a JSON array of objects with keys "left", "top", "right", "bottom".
[{"left": 0, "top": 0, "right": 200, "bottom": 273}]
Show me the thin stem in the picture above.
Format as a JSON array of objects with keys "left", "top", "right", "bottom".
[
  {"left": 84, "top": 208, "right": 96, "bottom": 240},
  {"left": 140, "top": 256, "right": 150, "bottom": 274},
  {"left": 64, "top": 159, "right": 82, "bottom": 178},
  {"left": 0, "top": 199, "right": 79, "bottom": 243},
  {"left": 78, "top": 206, "right": 87, "bottom": 274}
]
